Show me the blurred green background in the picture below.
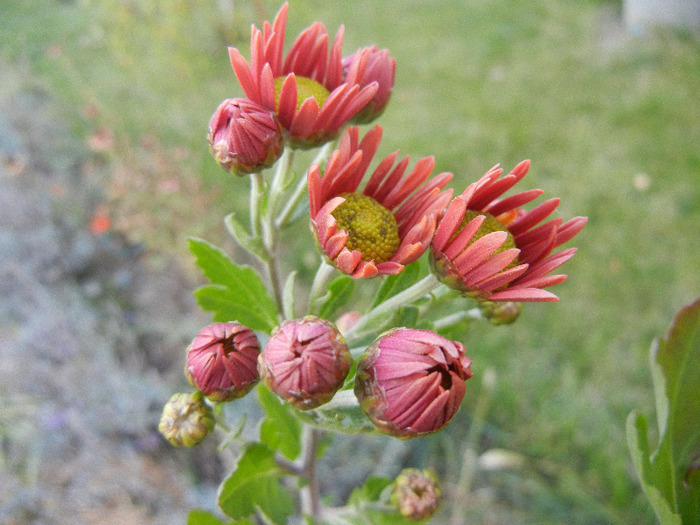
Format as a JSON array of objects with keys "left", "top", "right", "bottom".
[{"left": 2, "top": 0, "right": 698, "bottom": 523}]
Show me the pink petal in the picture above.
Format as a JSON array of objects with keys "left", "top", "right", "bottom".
[
  {"left": 363, "top": 151, "right": 399, "bottom": 197},
  {"left": 508, "top": 198, "right": 560, "bottom": 236},
  {"left": 432, "top": 197, "right": 467, "bottom": 253},
  {"left": 382, "top": 156, "right": 435, "bottom": 210},
  {"left": 443, "top": 215, "right": 485, "bottom": 261},
  {"left": 290, "top": 96, "right": 321, "bottom": 137},
  {"left": 228, "top": 47, "right": 258, "bottom": 102},
  {"left": 487, "top": 287, "right": 560, "bottom": 302},
  {"left": 452, "top": 231, "right": 508, "bottom": 276},
  {"left": 277, "top": 74, "right": 299, "bottom": 129},
  {"left": 484, "top": 189, "right": 543, "bottom": 217}
]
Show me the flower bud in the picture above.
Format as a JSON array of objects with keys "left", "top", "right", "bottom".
[
  {"left": 355, "top": 328, "right": 473, "bottom": 439},
  {"left": 390, "top": 468, "right": 441, "bottom": 521},
  {"left": 343, "top": 46, "right": 396, "bottom": 124},
  {"left": 158, "top": 392, "right": 215, "bottom": 447},
  {"left": 478, "top": 300, "right": 521, "bottom": 325},
  {"left": 185, "top": 322, "right": 261, "bottom": 402},
  {"left": 208, "top": 98, "right": 284, "bottom": 176},
  {"left": 258, "top": 316, "right": 352, "bottom": 410}
]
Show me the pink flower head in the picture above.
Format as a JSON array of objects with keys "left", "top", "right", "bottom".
[
  {"left": 308, "top": 125, "right": 453, "bottom": 278},
  {"left": 227, "top": 2, "right": 379, "bottom": 148},
  {"left": 208, "top": 98, "right": 284, "bottom": 175},
  {"left": 354, "top": 328, "right": 473, "bottom": 439},
  {"left": 343, "top": 45, "right": 396, "bottom": 124},
  {"left": 430, "top": 160, "right": 588, "bottom": 302},
  {"left": 258, "top": 316, "right": 352, "bottom": 410},
  {"left": 185, "top": 322, "right": 261, "bottom": 402}
]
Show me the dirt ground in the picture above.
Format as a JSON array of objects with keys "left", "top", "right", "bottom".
[{"left": 0, "top": 59, "right": 224, "bottom": 524}]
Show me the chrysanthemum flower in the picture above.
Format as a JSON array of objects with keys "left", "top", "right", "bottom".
[
  {"left": 258, "top": 316, "right": 352, "bottom": 410},
  {"left": 343, "top": 45, "right": 396, "bottom": 124},
  {"left": 354, "top": 328, "right": 473, "bottom": 439},
  {"left": 227, "top": 2, "right": 379, "bottom": 148},
  {"left": 308, "top": 125, "right": 453, "bottom": 278},
  {"left": 185, "top": 322, "right": 261, "bottom": 402},
  {"left": 208, "top": 98, "right": 284, "bottom": 176},
  {"left": 430, "top": 160, "right": 588, "bottom": 302}
]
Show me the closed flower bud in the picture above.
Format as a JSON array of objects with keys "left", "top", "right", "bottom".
[
  {"left": 479, "top": 300, "right": 521, "bottom": 325},
  {"left": 355, "top": 328, "right": 473, "bottom": 439},
  {"left": 158, "top": 392, "right": 215, "bottom": 447},
  {"left": 208, "top": 98, "right": 284, "bottom": 176},
  {"left": 258, "top": 316, "right": 352, "bottom": 410},
  {"left": 343, "top": 45, "right": 396, "bottom": 124},
  {"left": 185, "top": 322, "right": 261, "bottom": 403},
  {"left": 391, "top": 468, "right": 441, "bottom": 521}
]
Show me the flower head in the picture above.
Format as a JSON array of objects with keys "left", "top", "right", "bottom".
[
  {"left": 354, "top": 328, "right": 473, "bottom": 439},
  {"left": 309, "top": 126, "right": 453, "bottom": 278},
  {"left": 185, "top": 322, "right": 261, "bottom": 402},
  {"left": 343, "top": 45, "right": 396, "bottom": 124},
  {"left": 227, "top": 2, "right": 378, "bottom": 148},
  {"left": 391, "top": 468, "right": 441, "bottom": 521},
  {"left": 208, "top": 98, "right": 284, "bottom": 175},
  {"left": 258, "top": 316, "right": 352, "bottom": 410},
  {"left": 158, "top": 392, "right": 215, "bottom": 447},
  {"left": 430, "top": 160, "right": 588, "bottom": 302}
]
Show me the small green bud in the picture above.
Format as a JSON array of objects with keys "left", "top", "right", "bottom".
[{"left": 158, "top": 392, "right": 215, "bottom": 447}]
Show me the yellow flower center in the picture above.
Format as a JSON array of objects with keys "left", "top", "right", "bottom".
[
  {"left": 459, "top": 210, "right": 518, "bottom": 264},
  {"left": 274, "top": 76, "right": 330, "bottom": 112},
  {"left": 332, "top": 193, "right": 400, "bottom": 264}
]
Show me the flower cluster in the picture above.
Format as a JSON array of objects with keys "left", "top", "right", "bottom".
[
  {"left": 161, "top": 4, "right": 589, "bottom": 522},
  {"left": 210, "top": 2, "right": 396, "bottom": 176}
]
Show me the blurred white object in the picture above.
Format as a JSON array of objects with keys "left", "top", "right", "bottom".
[{"left": 624, "top": 0, "right": 700, "bottom": 32}]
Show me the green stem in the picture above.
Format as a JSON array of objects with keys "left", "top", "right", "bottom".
[
  {"left": 300, "top": 425, "right": 323, "bottom": 520},
  {"left": 449, "top": 368, "right": 496, "bottom": 525},
  {"left": 275, "top": 142, "right": 334, "bottom": 229},
  {"left": 344, "top": 273, "right": 443, "bottom": 344},
  {"left": 250, "top": 172, "right": 264, "bottom": 238},
  {"left": 432, "top": 308, "right": 483, "bottom": 330},
  {"left": 308, "top": 258, "right": 337, "bottom": 315}
]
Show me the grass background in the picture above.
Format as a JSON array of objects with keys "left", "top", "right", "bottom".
[{"left": 2, "top": 0, "right": 699, "bottom": 522}]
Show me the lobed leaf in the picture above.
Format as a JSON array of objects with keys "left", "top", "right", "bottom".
[
  {"left": 189, "top": 238, "right": 278, "bottom": 332},
  {"left": 217, "top": 442, "right": 294, "bottom": 525},
  {"left": 258, "top": 385, "right": 302, "bottom": 461},
  {"left": 318, "top": 275, "right": 355, "bottom": 320}
]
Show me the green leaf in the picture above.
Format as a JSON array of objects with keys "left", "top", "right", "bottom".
[
  {"left": 372, "top": 259, "right": 422, "bottom": 308},
  {"left": 651, "top": 297, "right": 700, "bottom": 520},
  {"left": 258, "top": 385, "right": 302, "bottom": 460},
  {"left": 626, "top": 297, "right": 700, "bottom": 523},
  {"left": 188, "top": 509, "right": 252, "bottom": 525},
  {"left": 626, "top": 412, "right": 681, "bottom": 525},
  {"left": 347, "top": 476, "right": 393, "bottom": 505},
  {"left": 189, "top": 238, "right": 278, "bottom": 332},
  {"left": 318, "top": 275, "right": 355, "bottom": 320},
  {"left": 217, "top": 442, "right": 294, "bottom": 525}
]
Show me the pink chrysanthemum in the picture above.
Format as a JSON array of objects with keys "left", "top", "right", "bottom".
[
  {"left": 185, "top": 322, "right": 261, "bottom": 402},
  {"left": 354, "top": 328, "right": 473, "bottom": 439},
  {"left": 227, "top": 2, "right": 379, "bottom": 148},
  {"left": 308, "top": 125, "right": 453, "bottom": 278},
  {"left": 343, "top": 45, "right": 396, "bottom": 124},
  {"left": 258, "top": 316, "right": 352, "bottom": 410},
  {"left": 430, "top": 160, "right": 588, "bottom": 302},
  {"left": 207, "top": 98, "right": 284, "bottom": 176}
]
